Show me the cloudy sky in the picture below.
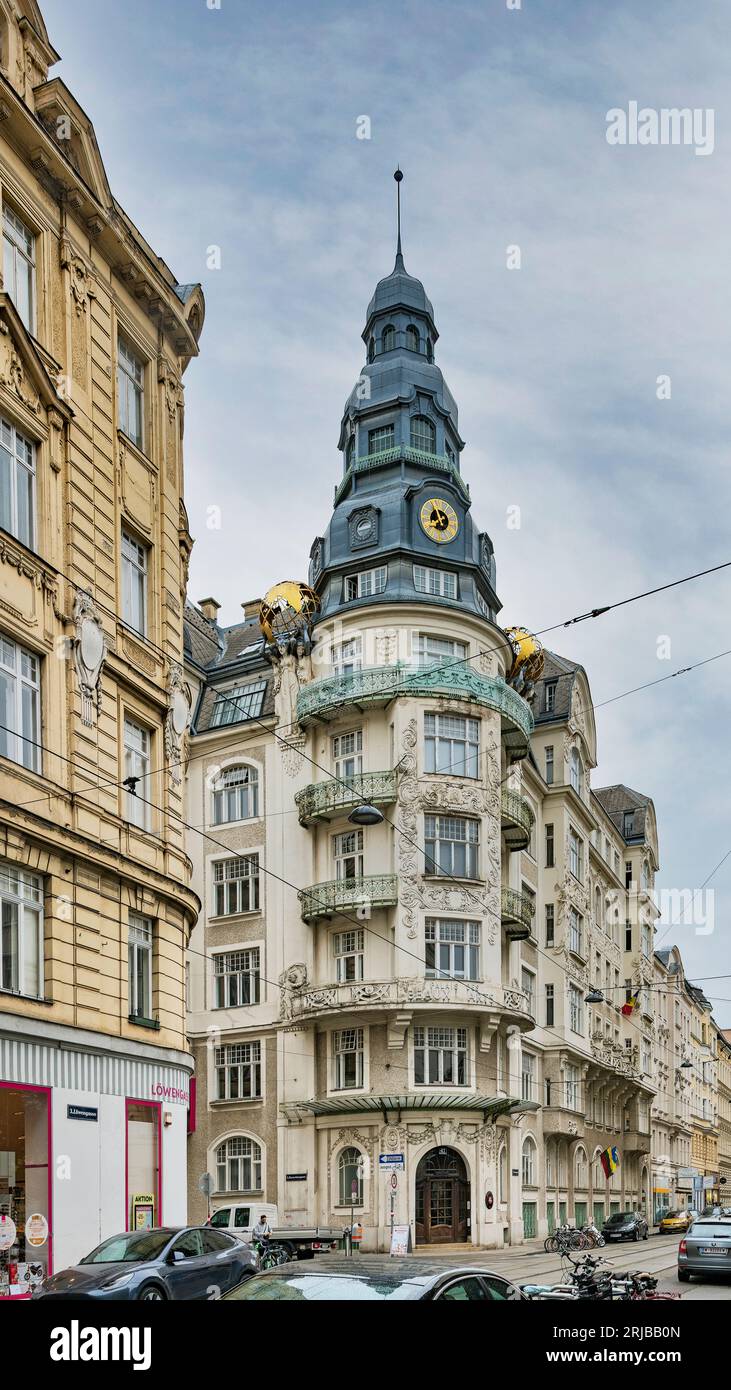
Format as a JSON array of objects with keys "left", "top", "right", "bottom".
[{"left": 43, "top": 0, "right": 731, "bottom": 1020}]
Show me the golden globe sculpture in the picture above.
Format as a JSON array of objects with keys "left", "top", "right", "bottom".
[
  {"left": 503, "top": 626, "right": 544, "bottom": 701},
  {"left": 259, "top": 581, "right": 320, "bottom": 644}
]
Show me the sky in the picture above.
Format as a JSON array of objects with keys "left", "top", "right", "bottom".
[{"left": 41, "top": 0, "right": 731, "bottom": 1021}]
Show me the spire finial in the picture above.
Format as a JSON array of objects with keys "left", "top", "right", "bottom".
[{"left": 394, "top": 167, "right": 404, "bottom": 266}]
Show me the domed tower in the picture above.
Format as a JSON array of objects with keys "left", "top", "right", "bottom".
[{"left": 276, "top": 175, "right": 540, "bottom": 1252}]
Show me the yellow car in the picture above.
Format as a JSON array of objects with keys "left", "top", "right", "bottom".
[{"left": 659, "top": 1209, "right": 694, "bottom": 1234}]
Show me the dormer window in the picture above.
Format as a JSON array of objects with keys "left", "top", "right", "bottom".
[
  {"left": 544, "top": 680, "right": 558, "bottom": 713},
  {"left": 368, "top": 336, "right": 375, "bottom": 364},
  {"left": 368, "top": 425, "right": 394, "bottom": 455},
  {"left": 382, "top": 324, "right": 396, "bottom": 353},
  {"left": 406, "top": 324, "right": 420, "bottom": 352},
  {"left": 346, "top": 436, "right": 355, "bottom": 467},
  {"left": 426, "top": 339, "right": 434, "bottom": 363},
  {"left": 410, "top": 415, "right": 436, "bottom": 453},
  {"left": 345, "top": 566, "right": 387, "bottom": 601}
]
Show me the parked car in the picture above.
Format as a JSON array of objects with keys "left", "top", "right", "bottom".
[
  {"left": 208, "top": 1202, "right": 341, "bottom": 1258},
  {"left": 659, "top": 1209, "right": 694, "bottom": 1234},
  {"left": 601, "top": 1211, "right": 649, "bottom": 1243},
  {"left": 222, "top": 1257, "right": 528, "bottom": 1301},
  {"left": 33, "top": 1226, "right": 256, "bottom": 1301},
  {"left": 678, "top": 1217, "right": 731, "bottom": 1282}
]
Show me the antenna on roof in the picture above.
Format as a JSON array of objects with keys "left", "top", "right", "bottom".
[{"left": 394, "top": 167, "right": 404, "bottom": 266}]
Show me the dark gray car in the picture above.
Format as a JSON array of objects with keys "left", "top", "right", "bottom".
[
  {"left": 601, "top": 1211, "right": 649, "bottom": 1242},
  {"left": 222, "top": 1256, "right": 527, "bottom": 1301},
  {"left": 678, "top": 1217, "right": 731, "bottom": 1282},
  {"left": 33, "top": 1225, "right": 257, "bottom": 1301}
]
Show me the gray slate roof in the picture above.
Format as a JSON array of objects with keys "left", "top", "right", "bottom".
[{"left": 184, "top": 601, "right": 274, "bottom": 734}]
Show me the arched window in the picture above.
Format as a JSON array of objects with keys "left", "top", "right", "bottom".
[
  {"left": 558, "top": 1142, "right": 567, "bottom": 1187},
  {"left": 410, "top": 415, "right": 436, "bottom": 453},
  {"left": 426, "top": 338, "right": 434, "bottom": 363},
  {"left": 592, "top": 1149, "right": 604, "bottom": 1189},
  {"left": 368, "top": 336, "right": 375, "bottom": 363},
  {"left": 498, "top": 1143, "right": 507, "bottom": 1203},
  {"left": 406, "top": 324, "right": 420, "bottom": 353},
  {"left": 641, "top": 859, "right": 650, "bottom": 891},
  {"left": 381, "top": 324, "right": 395, "bottom": 353},
  {"left": 212, "top": 765, "right": 259, "bottom": 825},
  {"left": 522, "top": 1135, "right": 537, "bottom": 1187},
  {"left": 338, "top": 1146, "right": 363, "bottom": 1205},
  {"left": 574, "top": 1145, "right": 588, "bottom": 1189},
  {"left": 570, "top": 746, "right": 583, "bottom": 795},
  {"left": 215, "top": 1136, "right": 262, "bottom": 1193},
  {"left": 545, "top": 1141, "right": 554, "bottom": 1188},
  {"left": 346, "top": 435, "right": 355, "bottom": 467},
  {"left": 594, "top": 886, "right": 603, "bottom": 928}
]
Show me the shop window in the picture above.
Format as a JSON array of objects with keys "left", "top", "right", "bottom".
[{"left": 0, "top": 1082, "right": 51, "bottom": 1296}]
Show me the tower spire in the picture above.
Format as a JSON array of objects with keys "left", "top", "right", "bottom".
[{"left": 394, "top": 167, "right": 404, "bottom": 268}]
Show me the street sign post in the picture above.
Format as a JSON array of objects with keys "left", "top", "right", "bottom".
[
  {"left": 198, "top": 1171, "right": 215, "bottom": 1220},
  {"left": 378, "top": 1153, "right": 404, "bottom": 1170}
]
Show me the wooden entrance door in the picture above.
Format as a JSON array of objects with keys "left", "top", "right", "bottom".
[{"left": 415, "top": 1147, "right": 469, "bottom": 1244}]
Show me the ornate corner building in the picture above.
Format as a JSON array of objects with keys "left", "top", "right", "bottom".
[
  {"left": 182, "top": 206, "right": 701, "bottom": 1249},
  {"left": 0, "top": 0, "right": 203, "bottom": 1292}
]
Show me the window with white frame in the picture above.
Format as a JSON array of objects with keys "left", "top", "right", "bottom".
[
  {"left": 565, "top": 1063, "right": 579, "bottom": 1109},
  {"left": 0, "top": 416, "right": 35, "bottom": 550},
  {"left": 425, "top": 918, "right": 480, "bottom": 981},
  {"left": 569, "top": 826, "right": 584, "bottom": 881},
  {"left": 209, "top": 680, "right": 267, "bottom": 728},
  {"left": 332, "top": 1028, "right": 364, "bottom": 1089},
  {"left": 410, "top": 415, "right": 436, "bottom": 452},
  {"left": 413, "top": 565, "right": 457, "bottom": 600},
  {"left": 0, "top": 634, "right": 40, "bottom": 772},
  {"left": 641, "top": 920, "right": 652, "bottom": 958},
  {"left": 424, "top": 814, "right": 478, "bottom": 879},
  {"left": 213, "top": 948, "right": 261, "bottom": 1007},
  {"left": 0, "top": 864, "right": 42, "bottom": 997},
  {"left": 414, "top": 1025, "right": 468, "bottom": 1086},
  {"left": 332, "top": 729, "right": 362, "bottom": 780},
  {"left": 545, "top": 745, "right": 554, "bottom": 785},
  {"left": 521, "top": 967, "right": 535, "bottom": 1018},
  {"left": 117, "top": 333, "right": 144, "bottom": 448},
  {"left": 569, "top": 907, "right": 583, "bottom": 957},
  {"left": 331, "top": 636, "right": 362, "bottom": 676},
  {"left": 214, "top": 1042, "right": 262, "bottom": 1100},
  {"left": 368, "top": 425, "right": 394, "bottom": 454},
  {"left": 522, "top": 1135, "right": 537, "bottom": 1186},
  {"left": 333, "top": 829, "right": 363, "bottom": 881},
  {"left": 568, "top": 985, "right": 583, "bottom": 1035},
  {"left": 212, "top": 765, "right": 259, "bottom": 824},
  {"left": 121, "top": 530, "right": 148, "bottom": 635},
  {"left": 345, "top": 567, "right": 387, "bottom": 601},
  {"left": 570, "top": 746, "right": 583, "bottom": 795},
  {"left": 333, "top": 929, "right": 364, "bottom": 982},
  {"left": 545, "top": 982, "right": 555, "bottom": 1026},
  {"left": 575, "top": 1145, "right": 588, "bottom": 1187},
  {"left": 424, "top": 712, "right": 479, "bottom": 778},
  {"left": 414, "top": 633, "right": 466, "bottom": 668},
  {"left": 641, "top": 1038, "right": 651, "bottom": 1074},
  {"left": 521, "top": 1050, "right": 536, "bottom": 1102},
  {"left": 545, "top": 903, "right": 554, "bottom": 945},
  {"left": 338, "top": 1147, "right": 363, "bottom": 1205},
  {"left": 213, "top": 856, "right": 260, "bottom": 915},
  {"left": 128, "top": 914, "right": 153, "bottom": 1019},
  {"left": 544, "top": 680, "right": 557, "bottom": 713},
  {"left": 3, "top": 205, "right": 35, "bottom": 331},
  {"left": 215, "top": 1135, "right": 262, "bottom": 1192},
  {"left": 123, "top": 717, "right": 150, "bottom": 828}
]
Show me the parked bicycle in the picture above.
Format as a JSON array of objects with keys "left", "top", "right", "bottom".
[
  {"left": 251, "top": 1237, "right": 291, "bottom": 1271},
  {"left": 581, "top": 1221, "right": 605, "bottom": 1248},
  {"left": 544, "top": 1223, "right": 585, "bottom": 1254}
]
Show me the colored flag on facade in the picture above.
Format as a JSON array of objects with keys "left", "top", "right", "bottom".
[
  {"left": 621, "top": 995, "right": 638, "bottom": 1017},
  {"left": 600, "top": 1145, "right": 620, "bottom": 1179}
]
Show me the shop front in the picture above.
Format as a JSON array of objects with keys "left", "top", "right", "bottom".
[{"left": 0, "top": 1013, "right": 193, "bottom": 1293}]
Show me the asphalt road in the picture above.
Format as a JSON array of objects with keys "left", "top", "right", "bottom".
[{"left": 405, "top": 1233, "right": 731, "bottom": 1300}]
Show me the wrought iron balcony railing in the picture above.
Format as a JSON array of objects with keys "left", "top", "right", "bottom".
[
  {"left": 500, "top": 790, "right": 534, "bottom": 852},
  {"left": 500, "top": 887, "right": 535, "bottom": 939},
  {"left": 299, "top": 874, "right": 398, "bottom": 923},
  {"left": 296, "top": 663, "right": 533, "bottom": 761},
  {"left": 334, "top": 446, "right": 470, "bottom": 506},
  {"left": 295, "top": 771, "right": 398, "bottom": 826}
]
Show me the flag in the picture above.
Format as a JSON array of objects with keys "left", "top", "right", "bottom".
[
  {"left": 621, "top": 994, "right": 638, "bottom": 1017},
  {"left": 600, "top": 1146, "right": 620, "bottom": 1179}
]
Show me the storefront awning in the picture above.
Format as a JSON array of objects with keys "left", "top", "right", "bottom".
[{"left": 282, "top": 1094, "right": 539, "bottom": 1123}]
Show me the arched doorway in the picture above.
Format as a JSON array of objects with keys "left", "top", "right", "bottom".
[{"left": 415, "top": 1147, "right": 469, "bottom": 1244}]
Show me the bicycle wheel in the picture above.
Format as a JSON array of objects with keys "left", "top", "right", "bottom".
[
  {"left": 569, "top": 1230, "right": 586, "bottom": 1250},
  {"left": 544, "top": 1235, "right": 558, "bottom": 1253}
]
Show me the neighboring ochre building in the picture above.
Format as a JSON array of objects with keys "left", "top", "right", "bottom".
[
  {"left": 183, "top": 205, "right": 708, "bottom": 1248},
  {"left": 0, "top": 0, "right": 203, "bottom": 1294}
]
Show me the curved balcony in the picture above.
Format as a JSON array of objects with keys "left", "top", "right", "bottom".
[
  {"left": 299, "top": 874, "right": 398, "bottom": 923},
  {"left": 501, "top": 790, "right": 534, "bottom": 852},
  {"left": 295, "top": 771, "right": 397, "bottom": 827},
  {"left": 296, "top": 663, "right": 533, "bottom": 762},
  {"left": 281, "top": 975, "right": 534, "bottom": 1031},
  {"left": 334, "top": 445, "right": 470, "bottom": 507},
  {"left": 501, "top": 887, "right": 535, "bottom": 940}
]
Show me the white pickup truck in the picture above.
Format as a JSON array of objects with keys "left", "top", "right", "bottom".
[{"left": 207, "top": 1202, "right": 344, "bottom": 1259}]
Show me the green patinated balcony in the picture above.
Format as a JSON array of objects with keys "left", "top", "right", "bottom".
[
  {"left": 501, "top": 790, "right": 535, "bottom": 853},
  {"left": 299, "top": 874, "right": 398, "bottom": 923},
  {"left": 334, "top": 445, "right": 470, "bottom": 507},
  {"left": 295, "top": 771, "right": 398, "bottom": 826},
  {"left": 501, "top": 887, "right": 535, "bottom": 940},
  {"left": 296, "top": 663, "right": 533, "bottom": 762}
]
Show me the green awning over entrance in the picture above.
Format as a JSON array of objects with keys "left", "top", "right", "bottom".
[{"left": 283, "top": 1094, "right": 539, "bottom": 1122}]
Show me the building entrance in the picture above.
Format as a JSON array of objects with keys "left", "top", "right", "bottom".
[{"left": 415, "top": 1147, "right": 469, "bottom": 1244}]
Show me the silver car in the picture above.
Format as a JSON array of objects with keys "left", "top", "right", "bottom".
[{"left": 678, "top": 1216, "right": 731, "bottom": 1283}]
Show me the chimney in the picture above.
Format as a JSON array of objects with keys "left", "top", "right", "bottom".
[
  {"left": 198, "top": 597, "right": 220, "bottom": 624},
  {"left": 241, "top": 598, "right": 262, "bottom": 622}
]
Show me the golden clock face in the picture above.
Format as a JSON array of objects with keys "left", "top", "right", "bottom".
[{"left": 420, "top": 497, "right": 459, "bottom": 544}]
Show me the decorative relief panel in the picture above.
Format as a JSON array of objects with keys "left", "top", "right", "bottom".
[
  {"left": 72, "top": 589, "right": 107, "bottom": 727},
  {"left": 164, "top": 662, "right": 191, "bottom": 786}
]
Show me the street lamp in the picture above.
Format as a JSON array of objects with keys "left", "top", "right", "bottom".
[
  {"left": 585, "top": 989, "right": 604, "bottom": 1004},
  {"left": 348, "top": 804, "right": 385, "bottom": 827}
]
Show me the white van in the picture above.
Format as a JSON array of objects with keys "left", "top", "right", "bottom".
[
  {"left": 207, "top": 1203, "right": 342, "bottom": 1258},
  {"left": 209, "top": 1202, "right": 279, "bottom": 1243}
]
